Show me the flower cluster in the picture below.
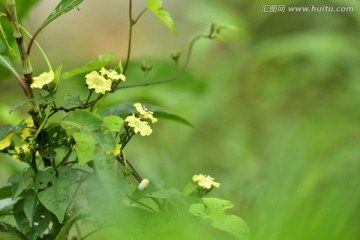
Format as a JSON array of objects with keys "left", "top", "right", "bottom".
[
  {"left": 125, "top": 103, "right": 158, "bottom": 136},
  {"left": 193, "top": 174, "right": 220, "bottom": 189},
  {"left": 86, "top": 67, "right": 125, "bottom": 94},
  {"left": 30, "top": 70, "right": 55, "bottom": 89}
]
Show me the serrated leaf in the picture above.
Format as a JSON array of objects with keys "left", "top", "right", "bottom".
[
  {"left": 37, "top": 0, "right": 85, "bottom": 32},
  {"left": 102, "top": 116, "right": 124, "bottom": 132},
  {"left": 9, "top": 168, "right": 34, "bottom": 200},
  {"left": 147, "top": 0, "right": 177, "bottom": 35},
  {"left": 0, "top": 186, "right": 12, "bottom": 200},
  {"left": 189, "top": 198, "right": 250, "bottom": 240},
  {"left": 101, "top": 103, "right": 194, "bottom": 128},
  {"left": 63, "top": 53, "right": 116, "bottom": 79}
]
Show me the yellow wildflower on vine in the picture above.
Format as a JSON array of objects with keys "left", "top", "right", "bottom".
[
  {"left": 85, "top": 71, "right": 112, "bottom": 94},
  {"left": 133, "top": 103, "right": 158, "bottom": 123},
  {"left": 125, "top": 115, "right": 153, "bottom": 136},
  {"left": 100, "top": 67, "right": 126, "bottom": 82},
  {"left": 30, "top": 70, "right": 55, "bottom": 89},
  {"left": 21, "top": 117, "right": 35, "bottom": 140},
  {"left": 193, "top": 174, "right": 220, "bottom": 189}
]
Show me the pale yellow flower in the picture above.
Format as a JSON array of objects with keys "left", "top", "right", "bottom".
[
  {"left": 125, "top": 115, "right": 153, "bottom": 136},
  {"left": 13, "top": 144, "right": 31, "bottom": 160},
  {"left": 133, "top": 103, "right": 158, "bottom": 123},
  {"left": 192, "top": 174, "right": 220, "bottom": 189},
  {"left": 30, "top": 70, "right": 55, "bottom": 89},
  {"left": 100, "top": 67, "right": 126, "bottom": 82},
  {"left": 85, "top": 71, "right": 112, "bottom": 94},
  {"left": 21, "top": 117, "right": 35, "bottom": 140},
  {"left": 138, "top": 178, "right": 150, "bottom": 190},
  {"left": 0, "top": 133, "right": 13, "bottom": 150},
  {"left": 107, "top": 143, "right": 122, "bottom": 156}
]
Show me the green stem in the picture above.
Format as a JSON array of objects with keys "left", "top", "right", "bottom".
[
  {"left": 133, "top": 8, "right": 147, "bottom": 24},
  {"left": 33, "top": 106, "right": 51, "bottom": 140},
  {"left": 6, "top": 0, "right": 33, "bottom": 98},
  {"left": 123, "top": 0, "right": 134, "bottom": 75},
  {"left": 116, "top": 34, "right": 209, "bottom": 90},
  {"left": 19, "top": 24, "right": 53, "bottom": 71}
]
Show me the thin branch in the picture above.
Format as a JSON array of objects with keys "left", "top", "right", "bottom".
[
  {"left": 123, "top": 0, "right": 133, "bottom": 74},
  {"left": 133, "top": 8, "right": 147, "bottom": 24},
  {"left": 116, "top": 34, "right": 209, "bottom": 90}
]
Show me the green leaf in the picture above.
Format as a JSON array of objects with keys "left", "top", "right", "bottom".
[
  {"left": 63, "top": 53, "right": 116, "bottom": 79},
  {"left": 0, "top": 221, "right": 25, "bottom": 240},
  {"left": 73, "top": 132, "right": 95, "bottom": 165},
  {"left": 0, "top": 186, "right": 12, "bottom": 200},
  {"left": 0, "top": 55, "right": 17, "bottom": 75},
  {"left": 53, "top": 63, "right": 63, "bottom": 85},
  {"left": 54, "top": 210, "right": 83, "bottom": 240},
  {"left": 61, "top": 110, "right": 103, "bottom": 134},
  {"left": 33, "top": 168, "right": 56, "bottom": 191},
  {"left": 37, "top": 0, "right": 85, "bottom": 32},
  {"left": 36, "top": 167, "right": 78, "bottom": 223},
  {"left": 183, "top": 182, "right": 197, "bottom": 196},
  {"left": 145, "top": 188, "right": 182, "bottom": 199},
  {"left": 102, "top": 116, "right": 124, "bottom": 132},
  {"left": 147, "top": 0, "right": 177, "bottom": 35},
  {"left": 0, "top": 125, "right": 12, "bottom": 141},
  {"left": 210, "top": 23, "right": 239, "bottom": 42},
  {"left": 63, "top": 95, "right": 84, "bottom": 108},
  {"left": 61, "top": 110, "right": 116, "bottom": 165},
  {"left": 9, "top": 168, "right": 34, "bottom": 200},
  {"left": 32, "top": 203, "right": 53, "bottom": 238},
  {"left": 45, "top": 123, "right": 69, "bottom": 148},
  {"left": 13, "top": 199, "right": 31, "bottom": 236},
  {"left": 101, "top": 103, "right": 194, "bottom": 128},
  {"left": 9, "top": 94, "right": 55, "bottom": 114},
  {"left": 189, "top": 198, "right": 250, "bottom": 240},
  {"left": 23, "top": 190, "right": 37, "bottom": 227}
]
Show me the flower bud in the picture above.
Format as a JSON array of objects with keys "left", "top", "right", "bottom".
[{"left": 138, "top": 178, "right": 150, "bottom": 190}]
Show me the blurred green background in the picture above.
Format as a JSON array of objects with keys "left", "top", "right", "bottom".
[{"left": 1, "top": 0, "right": 360, "bottom": 239}]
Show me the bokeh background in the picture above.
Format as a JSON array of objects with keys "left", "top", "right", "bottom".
[{"left": 1, "top": 0, "right": 360, "bottom": 239}]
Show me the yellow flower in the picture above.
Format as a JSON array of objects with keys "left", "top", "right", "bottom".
[
  {"left": 192, "top": 174, "right": 220, "bottom": 189},
  {"left": 138, "top": 178, "right": 150, "bottom": 190},
  {"left": 0, "top": 133, "right": 13, "bottom": 150},
  {"left": 21, "top": 117, "right": 35, "bottom": 140},
  {"left": 107, "top": 143, "right": 122, "bottom": 156},
  {"left": 85, "top": 71, "right": 112, "bottom": 94},
  {"left": 30, "top": 70, "right": 55, "bottom": 89},
  {"left": 13, "top": 144, "right": 31, "bottom": 160},
  {"left": 133, "top": 103, "right": 158, "bottom": 123},
  {"left": 125, "top": 115, "right": 153, "bottom": 136},
  {"left": 100, "top": 67, "right": 126, "bottom": 82}
]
